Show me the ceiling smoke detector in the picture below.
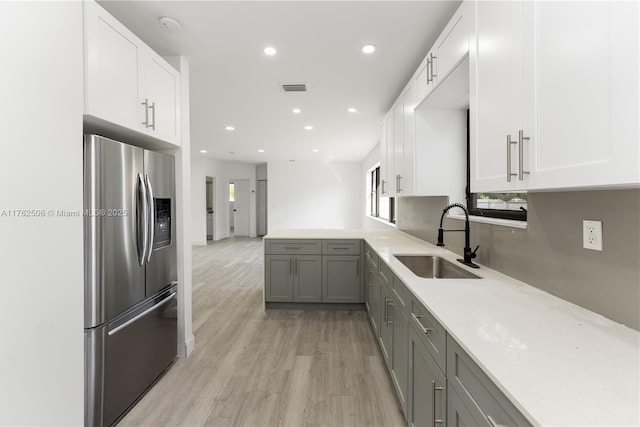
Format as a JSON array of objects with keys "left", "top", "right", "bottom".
[
  {"left": 281, "top": 83, "right": 308, "bottom": 92},
  {"left": 159, "top": 16, "right": 183, "bottom": 32}
]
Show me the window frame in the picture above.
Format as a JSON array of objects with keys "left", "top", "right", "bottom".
[{"left": 367, "top": 165, "right": 396, "bottom": 224}]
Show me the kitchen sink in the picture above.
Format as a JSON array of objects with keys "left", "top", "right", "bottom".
[{"left": 394, "top": 255, "right": 480, "bottom": 279}]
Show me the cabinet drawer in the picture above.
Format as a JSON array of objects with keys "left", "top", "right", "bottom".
[
  {"left": 365, "top": 243, "right": 379, "bottom": 270},
  {"left": 322, "top": 239, "right": 361, "bottom": 255},
  {"left": 265, "top": 239, "right": 321, "bottom": 255},
  {"left": 447, "top": 336, "right": 532, "bottom": 427},
  {"left": 409, "top": 297, "right": 447, "bottom": 373}
]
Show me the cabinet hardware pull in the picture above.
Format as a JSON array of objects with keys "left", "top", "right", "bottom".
[
  {"left": 294, "top": 257, "right": 297, "bottom": 274},
  {"left": 381, "top": 179, "right": 386, "bottom": 194},
  {"left": 430, "top": 52, "right": 438, "bottom": 80},
  {"left": 411, "top": 312, "right": 433, "bottom": 334},
  {"left": 397, "top": 174, "right": 402, "bottom": 193},
  {"left": 506, "top": 134, "right": 517, "bottom": 182},
  {"left": 426, "top": 57, "right": 432, "bottom": 84},
  {"left": 386, "top": 299, "right": 394, "bottom": 325},
  {"left": 518, "top": 130, "right": 530, "bottom": 181},
  {"left": 384, "top": 298, "right": 388, "bottom": 323},
  {"left": 432, "top": 381, "right": 444, "bottom": 426},
  {"left": 333, "top": 247, "right": 349, "bottom": 250},
  {"left": 487, "top": 415, "right": 506, "bottom": 427},
  {"left": 149, "top": 101, "right": 156, "bottom": 130},
  {"left": 285, "top": 246, "right": 301, "bottom": 250},
  {"left": 142, "top": 98, "right": 149, "bottom": 128}
]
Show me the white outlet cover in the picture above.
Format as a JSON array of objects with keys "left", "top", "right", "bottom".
[{"left": 583, "top": 220, "right": 603, "bottom": 251}]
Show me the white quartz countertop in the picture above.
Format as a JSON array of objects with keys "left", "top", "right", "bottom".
[{"left": 265, "top": 229, "right": 640, "bottom": 426}]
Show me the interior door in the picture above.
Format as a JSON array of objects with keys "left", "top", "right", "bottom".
[{"left": 233, "top": 179, "right": 250, "bottom": 237}]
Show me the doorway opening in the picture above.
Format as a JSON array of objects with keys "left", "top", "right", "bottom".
[
  {"left": 228, "top": 179, "right": 250, "bottom": 237},
  {"left": 206, "top": 177, "right": 215, "bottom": 241}
]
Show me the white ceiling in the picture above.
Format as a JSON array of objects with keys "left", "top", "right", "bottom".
[{"left": 98, "top": 1, "right": 461, "bottom": 164}]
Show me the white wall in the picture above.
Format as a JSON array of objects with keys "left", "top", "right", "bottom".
[
  {"left": 361, "top": 144, "right": 396, "bottom": 231},
  {"left": 0, "top": 2, "right": 84, "bottom": 424},
  {"left": 191, "top": 157, "right": 257, "bottom": 243},
  {"left": 268, "top": 161, "right": 362, "bottom": 231}
]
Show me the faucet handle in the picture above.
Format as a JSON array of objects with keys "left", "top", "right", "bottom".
[{"left": 471, "top": 245, "right": 480, "bottom": 259}]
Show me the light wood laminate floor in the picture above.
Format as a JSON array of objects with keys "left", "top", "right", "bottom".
[{"left": 119, "top": 237, "right": 405, "bottom": 427}]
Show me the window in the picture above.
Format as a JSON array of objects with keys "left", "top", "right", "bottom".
[
  {"left": 465, "top": 110, "right": 527, "bottom": 221},
  {"left": 229, "top": 183, "right": 235, "bottom": 202},
  {"left": 367, "top": 165, "right": 396, "bottom": 223}
]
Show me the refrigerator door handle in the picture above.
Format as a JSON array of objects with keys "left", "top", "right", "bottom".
[
  {"left": 137, "top": 173, "right": 148, "bottom": 266},
  {"left": 107, "top": 291, "right": 176, "bottom": 336},
  {"left": 145, "top": 174, "right": 155, "bottom": 262}
]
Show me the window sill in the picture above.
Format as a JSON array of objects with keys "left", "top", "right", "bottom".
[
  {"left": 366, "top": 215, "right": 397, "bottom": 228},
  {"left": 448, "top": 213, "right": 528, "bottom": 230}
]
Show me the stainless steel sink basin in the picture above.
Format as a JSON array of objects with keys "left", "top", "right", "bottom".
[{"left": 394, "top": 255, "right": 480, "bottom": 279}]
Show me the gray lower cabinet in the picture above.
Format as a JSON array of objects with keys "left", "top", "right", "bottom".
[
  {"left": 380, "top": 280, "right": 409, "bottom": 417},
  {"left": 365, "top": 258, "right": 380, "bottom": 334},
  {"left": 447, "top": 335, "right": 532, "bottom": 427},
  {"left": 265, "top": 254, "right": 321, "bottom": 302},
  {"left": 265, "top": 255, "right": 293, "bottom": 301},
  {"left": 408, "top": 323, "right": 446, "bottom": 427},
  {"left": 293, "top": 255, "right": 322, "bottom": 302},
  {"left": 322, "top": 255, "right": 361, "bottom": 303}
]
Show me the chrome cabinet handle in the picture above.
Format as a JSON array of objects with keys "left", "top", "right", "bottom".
[
  {"left": 506, "top": 134, "right": 517, "bottom": 182},
  {"left": 386, "top": 299, "right": 394, "bottom": 325},
  {"left": 289, "top": 257, "right": 293, "bottom": 274},
  {"left": 108, "top": 292, "right": 176, "bottom": 336},
  {"left": 426, "top": 57, "right": 432, "bottom": 84},
  {"left": 142, "top": 98, "right": 149, "bottom": 128},
  {"left": 137, "top": 173, "right": 148, "bottom": 266},
  {"left": 518, "top": 130, "right": 530, "bottom": 181},
  {"left": 432, "top": 381, "right": 444, "bottom": 426},
  {"left": 487, "top": 415, "right": 507, "bottom": 427},
  {"left": 411, "top": 312, "right": 433, "bottom": 334},
  {"left": 285, "top": 246, "right": 301, "bottom": 250},
  {"left": 294, "top": 257, "right": 297, "bottom": 274},
  {"left": 149, "top": 101, "right": 156, "bottom": 130},
  {"left": 381, "top": 179, "right": 386, "bottom": 194},
  {"left": 430, "top": 53, "right": 437, "bottom": 80},
  {"left": 145, "top": 174, "right": 155, "bottom": 262}
]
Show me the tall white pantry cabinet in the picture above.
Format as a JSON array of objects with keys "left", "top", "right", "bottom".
[{"left": 470, "top": 1, "right": 639, "bottom": 193}]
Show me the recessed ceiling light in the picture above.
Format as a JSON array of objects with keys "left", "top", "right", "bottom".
[
  {"left": 362, "top": 44, "right": 376, "bottom": 54},
  {"left": 347, "top": 107, "right": 358, "bottom": 113},
  {"left": 258, "top": 149, "right": 265, "bottom": 153},
  {"left": 312, "top": 149, "right": 319, "bottom": 153},
  {"left": 304, "top": 125, "right": 314, "bottom": 130},
  {"left": 225, "top": 126, "right": 235, "bottom": 131},
  {"left": 200, "top": 150, "right": 207, "bottom": 153},
  {"left": 292, "top": 108, "right": 301, "bottom": 114},
  {"left": 264, "top": 46, "right": 277, "bottom": 56},
  {"left": 228, "top": 151, "right": 235, "bottom": 155}
]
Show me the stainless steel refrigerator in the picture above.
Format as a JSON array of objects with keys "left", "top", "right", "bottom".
[{"left": 84, "top": 134, "right": 178, "bottom": 426}]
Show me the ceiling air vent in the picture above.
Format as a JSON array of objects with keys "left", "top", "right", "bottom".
[{"left": 281, "top": 83, "right": 308, "bottom": 92}]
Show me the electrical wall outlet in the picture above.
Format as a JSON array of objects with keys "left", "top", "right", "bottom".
[{"left": 583, "top": 220, "right": 603, "bottom": 251}]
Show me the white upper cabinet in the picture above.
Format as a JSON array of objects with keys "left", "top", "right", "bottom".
[
  {"left": 471, "top": 0, "right": 639, "bottom": 193},
  {"left": 470, "top": 0, "right": 532, "bottom": 192},
  {"left": 414, "top": 2, "right": 470, "bottom": 107},
  {"left": 527, "top": 1, "right": 639, "bottom": 190},
  {"left": 84, "top": 1, "right": 180, "bottom": 146},
  {"left": 140, "top": 52, "right": 180, "bottom": 144},
  {"left": 84, "top": 1, "right": 141, "bottom": 132}
]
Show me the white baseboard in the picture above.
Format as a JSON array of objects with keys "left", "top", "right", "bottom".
[
  {"left": 192, "top": 241, "right": 207, "bottom": 246},
  {"left": 178, "top": 334, "right": 196, "bottom": 357}
]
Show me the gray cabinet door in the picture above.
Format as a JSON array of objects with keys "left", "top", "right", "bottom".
[
  {"left": 379, "top": 284, "right": 393, "bottom": 367},
  {"left": 322, "top": 255, "right": 361, "bottom": 303},
  {"left": 365, "top": 262, "right": 379, "bottom": 333},
  {"left": 265, "top": 255, "right": 293, "bottom": 301},
  {"left": 293, "top": 255, "right": 322, "bottom": 302},
  {"left": 392, "top": 306, "right": 409, "bottom": 416},
  {"left": 408, "top": 325, "right": 446, "bottom": 427},
  {"left": 447, "top": 385, "right": 486, "bottom": 427}
]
